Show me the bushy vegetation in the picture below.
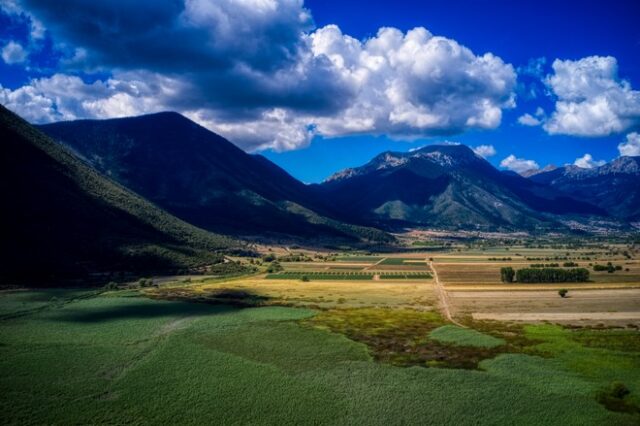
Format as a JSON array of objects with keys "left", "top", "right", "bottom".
[
  {"left": 277, "top": 253, "right": 312, "bottom": 262},
  {"left": 593, "top": 262, "right": 623, "bottom": 273},
  {"left": 265, "top": 261, "right": 284, "bottom": 273},
  {"left": 530, "top": 263, "right": 560, "bottom": 268}
]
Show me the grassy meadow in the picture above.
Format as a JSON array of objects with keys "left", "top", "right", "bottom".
[{"left": 1, "top": 286, "right": 639, "bottom": 425}]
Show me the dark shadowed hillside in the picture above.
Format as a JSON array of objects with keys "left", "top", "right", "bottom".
[
  {"left": 0, "top": 106, "right": 246, "bottom": 285},
  {"left": 40, "top": 113, "right": 392, "bottom": 244}
]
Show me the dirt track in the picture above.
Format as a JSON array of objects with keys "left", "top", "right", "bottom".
[{"left": 429, "top": 261, "right": 465, "bottom": 327}]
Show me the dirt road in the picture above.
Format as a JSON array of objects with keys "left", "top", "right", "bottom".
[{"left": 429, "top": 261, "right": 465, "bottom": 327}]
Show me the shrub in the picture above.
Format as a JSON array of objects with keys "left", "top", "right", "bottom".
[
  {"left": 610, "top": 382, "right": 631, "bottom": 399},
  {"left": 301, "top": 275, "right": 310, "bottom": 282},
  {"left": 596, "top": 381, "right": 637, "bottom": 413},
  {"left": 266, "top": 261, "right": 283, "bottom": 273},
  {"left": 558, "top": 289, "right": 568, "bottom": 298}
]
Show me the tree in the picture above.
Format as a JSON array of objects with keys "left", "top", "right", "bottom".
[
  {"left": 301, "top": 275, "right": 310, "bottom": 282},
  {"left": 500, "top": 267, "right": 515, "bottom": 283},
  {"left": 558, "top": 289, "right": 568, "bottom": 298},
  {"left": 515, "top": 268, "right": 589, "bottom": 283}
]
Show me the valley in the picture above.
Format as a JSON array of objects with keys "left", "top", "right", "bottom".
[
  {"left": 1, "top": 105, "right": 639, "bottom": 425},
  {"left": 2, "top": 1, "right": 639, "bottom": 424},
  {"left": 2, "top": 239, "right": 640, "bottom": 425}
]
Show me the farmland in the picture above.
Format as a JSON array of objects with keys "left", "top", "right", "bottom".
[{"left": 2, "top": 240, "right": 640, "bottom": 424}]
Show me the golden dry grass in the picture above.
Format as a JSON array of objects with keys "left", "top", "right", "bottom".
[{"left": 153, "top": 276, "right": 438, "bottom": 310}]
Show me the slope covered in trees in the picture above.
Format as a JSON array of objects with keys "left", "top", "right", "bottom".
[{"left": 0, "top": 105, "right": 245, "bottom": 285}]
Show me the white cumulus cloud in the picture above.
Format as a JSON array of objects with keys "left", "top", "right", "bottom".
[
  {"left": 500, "top": 154, "right": 539, "bottom": 174},
  {"left": 618, "top": 132, "right": 640, "bottom": 157},
  {"left": 544, "top": 56, "right": 640, "bottom": 137},
  {"left": 2, "top": 1, "right": 518, "bottom": 152},
  {"left": 309, "top": 25, "right": 516, "bottom": 139},
  {"left": 517, "top": 113, "right": 541, "bottom": 126},
  {"left": 472, "top": 144, "right": 496, "bottom": 158},
  {"left": 573, "top": 153, "right": 605, "bottom": 169},
  {"left": 2, "top": 41, "right": 27, "bottom": 64}
]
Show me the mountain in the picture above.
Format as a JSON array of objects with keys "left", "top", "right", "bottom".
[
  {"left": 520, "top": 164, "right": 557, "bottom": 178},
  {"left": 0, "top": 105, "right": 245, "bottom": 285},
  {"left": 530, "top": 157, "right": 640, "bottom": 221},
  {"left": 318, "top": 144, "right": 605, "bottom": 230},
  {"left": 39, "top": 112, "right": 392, "bottom": 244}
]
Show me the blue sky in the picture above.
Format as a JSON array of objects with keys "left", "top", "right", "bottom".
[{"left": 1, "top": 0, "right": 639, "bottom": 182}]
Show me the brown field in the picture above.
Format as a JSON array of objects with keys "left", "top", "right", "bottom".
[
  {"left": 449, "top": 288, "right": 640, "bottom": 326},
  {"left": 434, "top": 258, "right": 640, "bottom": 287},
  {"left": 425, "top": 247, "right": 640, "bottom": 326}
]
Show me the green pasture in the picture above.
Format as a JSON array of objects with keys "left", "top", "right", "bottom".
[{"left": 0, "top": 289, "right": 638, "bottom": 425}]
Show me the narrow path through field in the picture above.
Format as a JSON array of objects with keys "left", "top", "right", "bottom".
[
  {"left": 428, "top": 261, "right": 466, "bottom": 328},
  {"left": 364, "top": 257, "right": 387, "bottom": 271}
]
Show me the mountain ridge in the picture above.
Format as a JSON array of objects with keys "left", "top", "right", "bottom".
[
  {"left": 39, "top": 111, "right": 393, "bottom": 244},
  {"left": 33, "top": 109, "right": 637, "bottom": 234},
  {"left": 0, "top": 105, "right": 246, "bottom": 284},
  {"left": 319, "top": 144, "right": 607, "bottom": 230},
  {"left": 530, "top": 157, "right": 640, "bottom": 221}
]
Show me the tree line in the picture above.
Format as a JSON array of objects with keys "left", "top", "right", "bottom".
[{"left": 501, "top": 267, "right": 589, "bottom": 283}]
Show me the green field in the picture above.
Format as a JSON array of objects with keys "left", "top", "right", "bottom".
[
  {"left": 1, "top": 289, "right": 639, "bottom": 425},
  {"left": 378, "top": 273, "right": 432, "bottom": 279},
  {"left": 430, "top": 325, "right": 506, "bottom": 348}
]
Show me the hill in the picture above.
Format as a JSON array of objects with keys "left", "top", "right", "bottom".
[
  {"left": 40, "top": 113, "right": 392, "bottom": 244},
  {"left": 0, "top": 105, "right": 246, "bottom": 285}
]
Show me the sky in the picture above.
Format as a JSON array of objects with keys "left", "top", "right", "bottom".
[{"left": 1, "top": 0, "right": 639, "bottom": 182}]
